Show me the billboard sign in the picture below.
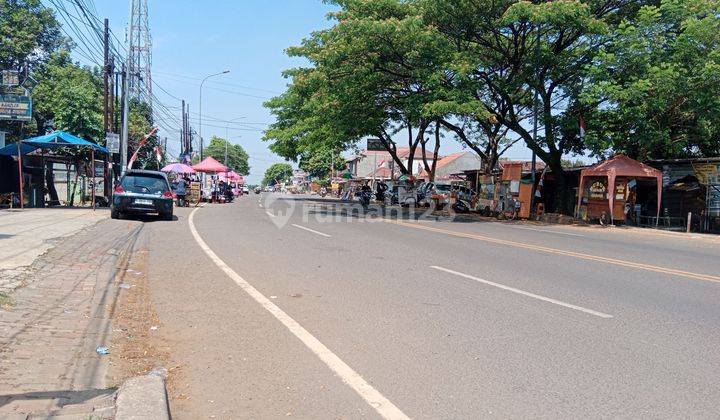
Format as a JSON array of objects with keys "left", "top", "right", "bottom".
[
  {"left": 0, "top": 94, "right": 32, "bottom": 122},
  {"left": 366, "top": 138, "right": 386, "bottom": 151}
]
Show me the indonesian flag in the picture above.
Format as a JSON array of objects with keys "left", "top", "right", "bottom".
[
  {"left": 579, "top": 114, "right": 587, "bottom": 139},
  {"left": 155, "top": 145, "right": 163, "bottom": 163},
  {"left": 127, "top": 127, "right": 158, "bottom": 169}
]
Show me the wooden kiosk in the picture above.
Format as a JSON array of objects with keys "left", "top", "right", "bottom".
[{"left": 576, "top": 155, "right": 663, "bottom": 224}]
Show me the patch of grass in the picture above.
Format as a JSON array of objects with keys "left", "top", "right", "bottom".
[{"left": 0, "top": 292, "right": 13, "bottom": 309}]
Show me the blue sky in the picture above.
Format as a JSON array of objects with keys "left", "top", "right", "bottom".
[{"left": 77, "top": 1, "right": 540, "bottom": 183}]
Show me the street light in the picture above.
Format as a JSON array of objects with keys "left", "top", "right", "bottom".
[
  {"left": 199, "top": 70, "right": 230, "bottom": 160},
  {"left": 225, "top": 116, "right": 246, "bottom": 167}
]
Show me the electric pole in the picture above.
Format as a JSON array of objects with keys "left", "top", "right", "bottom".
[
  {"left": 103, "top": 18, "right": 110, "bottom": 134},
  {"left": 120, "top": 63, "right": 129, "bottom": 174}
]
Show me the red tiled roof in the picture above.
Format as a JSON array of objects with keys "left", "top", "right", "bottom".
[{"left": 366, "top": 167, "right": 393, "bottom": 179}]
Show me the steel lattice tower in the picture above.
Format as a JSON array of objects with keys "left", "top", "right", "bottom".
[{"left": 127, "top": 0, "right": 152, "bottom": 110}]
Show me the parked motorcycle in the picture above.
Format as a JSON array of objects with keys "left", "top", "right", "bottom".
[{"left": 358, "top": 187, "right": 372, "bottom": 207}]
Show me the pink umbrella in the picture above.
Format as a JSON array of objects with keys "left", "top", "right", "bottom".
[
  {"left": 192, "top": 156, "right": 228, "bottom": 173},
  {"left": 161, "top": 162, "right": 196, "bottom": 174},
  {"left": 218, "top": 170, "right": 242, "bottom": 181}
]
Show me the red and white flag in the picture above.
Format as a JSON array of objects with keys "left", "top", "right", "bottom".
[
  {"left": 127, "top": 127, "right": 158, "bottom": 169},
  {"left": 155, "top": 145, "right": 163, "bottom": 163}
]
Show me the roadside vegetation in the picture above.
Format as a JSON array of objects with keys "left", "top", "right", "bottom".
[{"left": 264, "top": 0, "right": 720, "bottom": 214}]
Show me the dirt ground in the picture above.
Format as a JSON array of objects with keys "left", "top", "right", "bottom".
[{"left": 107, "top": 232, "right": 170, "bottom": 388}]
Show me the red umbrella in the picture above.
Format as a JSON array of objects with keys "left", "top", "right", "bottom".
[{"left": 192, "top": 156, "right": 228, "bottom": 173}]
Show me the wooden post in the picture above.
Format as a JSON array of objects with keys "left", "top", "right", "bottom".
[
  {"left": 91, "top": 150, "right": 96, "bottom": 210},
  {"left": 16, "top": 141, "right": 24, "bottom": 209},
  {"left": 687, "top": 212, "right": 692, "bottom": 233}
]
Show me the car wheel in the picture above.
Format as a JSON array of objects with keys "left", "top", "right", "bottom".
[
  {"left": 161, "top": 211, "right": 173, "bottom": 221},
  {"left": 111, "top": 207, "right": 120, "bottom": 219}
]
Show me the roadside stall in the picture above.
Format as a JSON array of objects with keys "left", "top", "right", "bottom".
[
  {"left": 0, "top": 131, "right": 109, "bottom": 209},
  {"left": 192, "top": 157, "right": 229, "bottom": 203},
  {"left": 218, "top": 171, "right": 243, "bottom": 196},
  {"left": 161, "top": 162, "right": 196, "bottom": 206},
  {"left": 576, "top": 154, "right": 662, "bottom": 225}
]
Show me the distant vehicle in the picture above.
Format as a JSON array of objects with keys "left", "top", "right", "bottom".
[
  {"left": 111, "top": 170, "right": 174, "bottom": 221},
  {"left": 254, "top": 187, "right": 262, "bottom": 194},
  {"left": 242, "top": 186, "right": 250, "bottom": 195},
  {"left": 418, "top": 182, "right": 452, "bottom": 208}
]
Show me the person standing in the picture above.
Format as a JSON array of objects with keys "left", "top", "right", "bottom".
[{"left": 175, "top": 176, "right": 188, "bottom": 207}]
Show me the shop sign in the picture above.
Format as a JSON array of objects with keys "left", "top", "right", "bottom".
[
  {"left": 615, "top": 184, "right": 626, "bottom": 200},
  {"left": 189, "top": 181, "right": 201, "bottom": 203},
  {"left": 106, "top": 132, "right": 120, "bottom": 154},
  {"left": 589, "top": 181, "right": 606, "bottom": 199},
  {"left": 0, "top": 94, "right": 32, "bottom": 121}
]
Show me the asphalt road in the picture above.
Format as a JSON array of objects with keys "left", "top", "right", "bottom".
[{"left": 145, "top": 194, "right": 720, "bottom": 419}]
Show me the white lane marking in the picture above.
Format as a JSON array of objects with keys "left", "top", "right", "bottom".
[
  {"left": 265, "top": 210, "right": 276, "bottom": 218},
  {"left": 259, "top": 203, "right": 264, "bottom": 208},
  {"left": 507, "top": 226, "right": 585, "bottom": 237},
  {"left": 430, "top": 266, "right": 613, "bottom": 319},
  {"left": 188, "top": 208, "right": 409, "bottom": 420},
  {"left": 291, "top": 224, "right": 331, "bottom": 238}
]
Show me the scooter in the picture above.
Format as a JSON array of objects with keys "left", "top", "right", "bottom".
[{"left": 358, "top": 188, "right": 372, "bottom": 207}]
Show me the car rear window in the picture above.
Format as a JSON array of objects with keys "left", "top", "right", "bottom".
[
  {"left": 435, "top": 184, "right": 452, "bottom": 192},
  {"left": 121, "top": 174, "right": 169, "bottom": 194}
]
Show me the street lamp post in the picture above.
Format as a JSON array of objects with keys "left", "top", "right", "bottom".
[
  {"left": 199, "top": 70, "right": 230, "bottom": 160},
  {"left": 225, "top": 116, "right": 246, "bottom": 168}
]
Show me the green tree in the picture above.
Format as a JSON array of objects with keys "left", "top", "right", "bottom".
[
  {"left": 262, "top": 163, "right": 293, "bottom": 187},
  {"left": 581, "top": 0, "right": 720, "bottom": 160},
  {"left": 32, "top": 51, "right": 103, "bottom": 139},
  {"left": 265, "top": 0, "right": 454, "bottom": 177},
  {"left": 0, "top": 0, "right": 63, "bottom": 140},
  {"left": 128, "top": 98, "right": 153, "bottom": 150},
  {"left": 0, "top": 0, "right": 62, "bottom": 69},
  {"left": 422, "top": 0, "right": 654, "bottom": 213},
  {"left": 204, "top": 136, "right": 251, "bottom": 175}
]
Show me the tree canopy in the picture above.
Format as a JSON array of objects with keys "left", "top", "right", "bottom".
[
  {"left": 204, "top": 136, "right": 251, "bottom": 175},
  {"left": 262, "top": 163, "right": 294, "bottom": 187},
  {"left": 32, "top": 51, "right": 103, "bottom": 139},
  {"left": 266, "top": 0, "right": 720, "bottom": 213},
  {"left": 582, "top": 0, "right": 720, "bottom": 160}
]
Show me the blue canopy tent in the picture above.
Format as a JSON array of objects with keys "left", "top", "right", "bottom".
[
  {"left": 0, "top": 143, "right": 38, "bottom": 156},
  {"left": 23, "top": 131, "right": 108, "bottom": 154},
  {"left": 13, "top": 131, "right": 109, "bottom": 209}
]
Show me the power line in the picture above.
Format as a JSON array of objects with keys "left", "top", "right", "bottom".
[{"left": 154, "top": 70, "right": 282, "bottom": 95}]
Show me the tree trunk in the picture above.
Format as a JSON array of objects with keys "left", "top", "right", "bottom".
[{"left": 45, "top": 161, "right": 60, "bottom": 206}]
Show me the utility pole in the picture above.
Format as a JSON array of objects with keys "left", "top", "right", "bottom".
[
  {"left": 120, "top": 63, "right": 129, "bottom": 174},
  {"left": 109, "top": 57, "right": 115, "bottom": 132},
  {"left": 103, "top": 18, "right": 110, "bottom": 134},
  {"left": 181, "top": 99, "right": 187, "bottom": 155}
]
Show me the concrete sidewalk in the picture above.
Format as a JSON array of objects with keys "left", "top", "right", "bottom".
[
  {"left": 0, "top": 208, "right": 108, "bottom": 293},
  {"left": 0, "top": 209, "right": 147, "bottom": 418}
]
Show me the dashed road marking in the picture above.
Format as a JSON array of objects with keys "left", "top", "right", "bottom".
[
  {"left": 431, "top": 266, "right": 613, "bottom": 318},
  {"left": 291, "top": 224, "right": 331, "bottom": 238}
]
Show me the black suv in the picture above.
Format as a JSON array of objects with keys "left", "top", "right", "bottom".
[{"left": 111, "top": 170, "right": 174, "bottom": 220}]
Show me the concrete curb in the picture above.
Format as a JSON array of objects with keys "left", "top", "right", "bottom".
[{"left": 115, "top": 374, "right": 170, "bottom": 419}]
